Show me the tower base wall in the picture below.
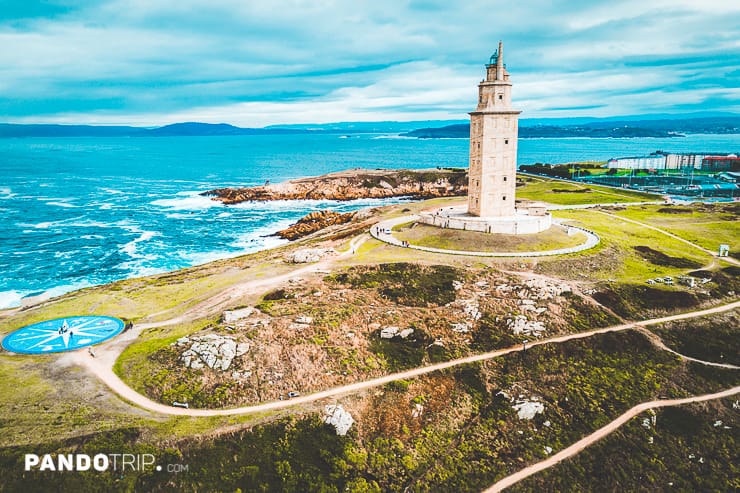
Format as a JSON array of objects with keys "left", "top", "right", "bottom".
[{"left": 419, "top": 205, "right": 551, "bottom": 235}]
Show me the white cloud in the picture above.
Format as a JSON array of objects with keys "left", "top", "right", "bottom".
[{"left": 1, "top": 0, "right": 738, "bottom": 123}]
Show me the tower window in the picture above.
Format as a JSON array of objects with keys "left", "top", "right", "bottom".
[
  {"left": 503, "top": 196, "right": 507, "bottom": 200},
  {"left": 505, "top": 139, "right": 509, "bottom": 144},
  {"left": 498, "top": 95, "right": 503, "bottom": 100},
  {"left": 503, "top": 176, "right": 507, "bottom": 182}
]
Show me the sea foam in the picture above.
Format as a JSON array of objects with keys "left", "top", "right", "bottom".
[
  {"left": 151, "top": 191, "right": 221, "bottom": 211},
  {"left": 119, "top": 228, "right": 160, "bottom": 258},
  {"left": 0, "top": 290, "right": 24, "bottom": 309}
]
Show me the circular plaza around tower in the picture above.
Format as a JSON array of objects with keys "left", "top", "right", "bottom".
[
  {"left": 2, "top": 316, "right": 125, "bottom": 354},
  {"left": 371, "top": 215, "right": 599, "bottom": 257},
  {"left": 419, "top": 205, "right": 552, "bottom": 235}
]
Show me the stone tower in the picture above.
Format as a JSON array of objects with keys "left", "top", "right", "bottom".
[{"left": 468, "top": 41, "right": 521, "bottom": 217}]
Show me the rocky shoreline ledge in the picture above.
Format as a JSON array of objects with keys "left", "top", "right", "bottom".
[
  {"left": 202, "top": 168, "right": 468, "bottom": 204},
  {"left": 275, "top": 210, "right": 356, "bottom": 240}
]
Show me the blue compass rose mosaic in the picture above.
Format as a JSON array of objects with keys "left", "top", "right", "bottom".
[{"left": 2, "top": 316, "right": 125, "bottom": 354}]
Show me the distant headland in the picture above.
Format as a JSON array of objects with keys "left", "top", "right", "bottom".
[
  {"left": 402, "top": 116, "right": 740, "bottom": 139},
  {"left": 1, "top": 114, "right": 738, "bottom": 138}
]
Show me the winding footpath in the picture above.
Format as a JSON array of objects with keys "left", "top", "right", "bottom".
[
  {"left": 73, "top": 296, "right": 740, "bottom": 417},
  {"left": 484, "top": 385, "right": 740, "bottom": 492},
  {"left": 637, "top": 327, "right": 740, "bottom": 370}
]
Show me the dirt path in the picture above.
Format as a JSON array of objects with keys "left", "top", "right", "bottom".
[
  {"left": 73, "top": 292, "right": 739, "bottom": 416},
  {"left": 68, "top": 235, "right": 368, "bottom": 396},
  {"left": 484, "top": 385, "right": 740, "bottom": 492},
  {"left": 594, "top": 210, "right": 739, "bottom": 266},
  {"left": 140, "top": 235, "right": 368, "bottom": 328},
  {"left": 637, "top": 327, "right": 740, "bottom": 370}
]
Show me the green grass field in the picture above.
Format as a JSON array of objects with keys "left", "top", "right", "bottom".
[
  {"left": 543, "top": 208, "right": 714, "bottom": 282},
  {"left": 0, "top": 247, "right": 304, "bottom": 338},
  {"left": 394, "top": 223, "right": 587, "bottom": 253},
  {"left": 516, "top": 174, "right": 660, "bottom": 205},
  {"left": 608, "top": 204, "right": 739, "bottom": 257}
]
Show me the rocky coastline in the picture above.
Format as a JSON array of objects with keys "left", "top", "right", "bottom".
[
  {"left": 275, "top": 210, "right": 356, "bottom": 240},
  {"left": 202, "top": 168, "right": 468, "bottom": 204}
]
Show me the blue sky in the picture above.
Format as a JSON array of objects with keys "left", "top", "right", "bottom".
[{"left": 1, "top": 0, "right": 739, "bottom": 126}]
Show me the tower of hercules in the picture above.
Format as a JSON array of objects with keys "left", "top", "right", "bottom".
[{"left": 468, "top": 40, "right": 521, "bottom": 217}]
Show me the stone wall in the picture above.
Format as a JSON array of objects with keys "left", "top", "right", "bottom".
[{"left": 418, "top": 210, "right": 552, "bottom": 235}]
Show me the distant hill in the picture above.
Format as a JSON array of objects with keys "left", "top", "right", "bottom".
[
  {"left": 402, "top": 116, "right": 740, "bottom": 139},
  {"left": 402, "top": 124, "right": 470, "bottom": 138},
  {"left": 0, "top": 123, "right": 145, "bottom": 138},
  {"left": 402, "top": 124, "right": 677, "bottom": 139},
  {"left": 145, "top": 122, "right": 245, "bottom": 136},
  {"left": 265, "top": 120, "right": 469, "bottom": 133},
  {"left": 145, "top": 122, "right": 310, "bottom": 136},
  {"left": 0, "top": 122, "right": 315, "bottom": 138},
  {"left": 1, "top": 114, "right": 738, "bottom": 138}
]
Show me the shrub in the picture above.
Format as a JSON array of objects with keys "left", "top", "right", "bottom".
[{"left": 331, "top": 263, "right": 460, "bottom": 307}]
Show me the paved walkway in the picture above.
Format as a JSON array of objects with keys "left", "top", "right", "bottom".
[{"left": 370, "top": 215, "right": 599, "bottom": 257}]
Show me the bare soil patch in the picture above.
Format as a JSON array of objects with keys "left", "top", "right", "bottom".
[
  {"left": 633, "top": 245, "right": 703, "bottom": 269},
  {"left": 592, "top": 284, "right": 702, "bottom": 319}
]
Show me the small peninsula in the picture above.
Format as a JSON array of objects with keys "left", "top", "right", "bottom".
[{"left": 202, "top": 168, "right": 468, "bottom": 204}]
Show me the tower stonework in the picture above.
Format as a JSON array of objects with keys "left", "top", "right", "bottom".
[{"left": 468, "top": 41, "right": 521, "bottom": 217}]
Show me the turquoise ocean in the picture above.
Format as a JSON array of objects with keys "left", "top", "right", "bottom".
[{"left": 1, "top": 132, "right": 739, "bottom": 309}]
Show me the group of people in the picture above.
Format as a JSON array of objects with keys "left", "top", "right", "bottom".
[
  {"left": 57, "top": 320, "right": 71, "bottom": 336},
  {"left": 372, "top": 225, "right": 411, "bottom": 248}
]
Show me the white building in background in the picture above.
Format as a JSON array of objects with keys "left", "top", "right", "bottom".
[
  {"left": 606, "top": 154, "right": 667, "bottom": 170},
  {"left": 664, "top": 153, "right": 707, "bottom": 169},
  {"left": 607, "top": 152, "right": 728, "bottom": 170}
]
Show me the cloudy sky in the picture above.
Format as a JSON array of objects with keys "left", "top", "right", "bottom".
[{"left": 2, "top": 0, "right": 739, "bottom": 126}]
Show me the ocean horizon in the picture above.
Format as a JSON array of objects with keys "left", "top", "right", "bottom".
[{"left": 2, "top": 132, "right": 739, "bottom": 309}]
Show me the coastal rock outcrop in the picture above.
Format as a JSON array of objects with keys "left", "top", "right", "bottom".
[
  {"left": 497, "top": 389, "right": 546, "bottom": 420},
  {"left": 507, "top": 315, "right": 547, "bottom": 337},
  {"left": 276, "top": 210, "right": 355, "bottom": 240},
  {"left": 285, "top": 248, "right": 338, "bottom": 263},
  {"left": 175, "top": 334, "right": 249, "bottom": 371},
  {"left": 513, "top": 398, "right": 545, "bottom": 420},
  {"left": 222, "top": 307, "right": 254, "bottom": 324},
  {"left": 322, "top": 404, "right": 354, "bottom": 435},
  {"left": 202, "top": 168, "right": 468, "bottom": 205}
]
